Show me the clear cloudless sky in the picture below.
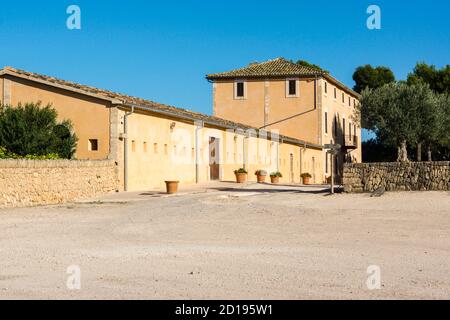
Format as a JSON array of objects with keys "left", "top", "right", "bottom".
[{"left": 0, "top": 1, "right": 449, "bottom": 140}]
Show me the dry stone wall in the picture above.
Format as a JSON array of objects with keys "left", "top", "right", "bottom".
[
  {"left": 0, "top": 160, "right": 118, "bottom": 208},
  {"left": 344, "top": 162, "right": 450, "bottom": 193}
]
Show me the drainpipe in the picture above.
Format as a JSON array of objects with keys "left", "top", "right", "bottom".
[
  {"left": 276, "top": 140, "right": 280, "bottom": 172},
  {"left": 195, "top": 121, "right": 204, "bottom": 183},
  {"left": 243, "top": 131, "right": 249, "bottom": 171},
  {"left": 123, "top": 106, "right": 135, "bottom": 192}
]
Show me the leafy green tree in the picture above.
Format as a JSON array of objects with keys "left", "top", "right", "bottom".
[
  {"left": 295, "top": 60, "right": 328, "bottom": 73},
  {"left": 0, "top": 102, "right": 77, "bottom": 158},
  {"left": 435, "top": 94, "right": 450, "bottom": 159},
  {"left": 356, "top": 82, "right": 425, "bottom": 162},
  {"left": 352, "top": 65, "right": 395, "bottom": 93},
  {"left": 407, "top": 63, "right": 450, "bottom": 94},
  {"left": 412, "top": 83, "right": 445, "bottom": 161}
]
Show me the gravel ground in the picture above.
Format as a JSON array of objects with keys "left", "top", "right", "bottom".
[{"left": 0, "top": 183, "right": 449, "bottom": 300}]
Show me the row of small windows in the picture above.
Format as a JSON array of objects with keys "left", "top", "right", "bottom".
[
  {"left": 235, "top": 79, "right": 356, "bottom": 105},
  {"left": 235, "top": 79, "right": 299, "bottom": 98},
  {"left": 324, "top": 81, "right": 357, "bottom": 107}
]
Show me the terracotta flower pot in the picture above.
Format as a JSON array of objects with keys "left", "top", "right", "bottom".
[
  {"left": 165, "top": 181, "right": 179, "bottom": 194},
  {"left": 235, "top": 173, "right": 247, "bottom": 183},
  {"left": 256, "top": 174, "right": 266, "bottom": 183},
  {"left": 302, "top": 177, "right": 311, "bottom": 185},
  {"left": 270, "top": 176, "right": 280, "bottom": 184}
]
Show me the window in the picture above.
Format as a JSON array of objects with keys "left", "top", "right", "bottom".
[
  {"left": 324, "top": 112, "right": 328, "bottom": 134},
  {"left": 237, "top": 82, "right": 244, "bottom": 97},
  {"left": 325, "top": 153, "right": 328, "bottom": 174},
  {"left": 334, "top": 88, "right": 337, "bottom": 99},
  {"left": 234, "top": 81, "right": 246, "bottom": 99},
  {"left": 288, "top": 80, "right": 297, "bottom": 96},
  {"left": 342, "top": 92, "right": 345, "bottom": 103},
  {"left": 349, "top": 123, "right": 352, "bottom": 140},
  {"left": 334, "top": 115, "right": 338, "bottom": 136},
  {"left": 324, "top": 82, "right": 328, "bottom": 94},
  {"left": 348, "top": 96, "right": 351, "bottom": 106},
  {"left": 343, "top": 118, "right": 346, "bottom": 137},
  {"left": 286, "top": 79, "right": 299, "bottom": 97},
  {"left": 88, "top": 139, "right": 98, "bottom": 151}
]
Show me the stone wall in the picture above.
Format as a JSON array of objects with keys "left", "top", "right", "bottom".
[
  {"left": 0, "top": 160, "right": 118, "bottom": 208},
  {"left": 344, "top": 162, "right": 450, "bottom": 193}
]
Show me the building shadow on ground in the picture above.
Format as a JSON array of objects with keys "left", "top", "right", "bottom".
[{"left": 210, "top": 184, "right": 343, "bottom": 195}]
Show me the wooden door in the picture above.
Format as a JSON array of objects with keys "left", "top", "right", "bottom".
[{"left": 209, "top": 137, "right": 220, "bottom": 180}]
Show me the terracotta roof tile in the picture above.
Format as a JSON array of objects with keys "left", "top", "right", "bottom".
[
  {"left": 206, "top": 57, "right": 325, "bottom": 80},
  {"left": 1, "top": 66, "right": 322, "bottom": 148}
]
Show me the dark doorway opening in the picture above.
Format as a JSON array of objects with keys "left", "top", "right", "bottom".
[{"left": 209, "top": 137, "right": 220, "bottom": 180}]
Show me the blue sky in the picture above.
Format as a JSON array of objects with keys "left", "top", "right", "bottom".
[{"left": 0, "top": 0, "right": 449, "bottom": 140}]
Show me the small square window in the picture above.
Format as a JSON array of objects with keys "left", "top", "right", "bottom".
[
  {"left": 88, "top": 139, "right": 98, "bottom": 151},
  {"left": 236, "top": 82, "right": 245, "bottom": 98},
  {"left": 288, "top": 80, "right": 297, "bottom": 96}
]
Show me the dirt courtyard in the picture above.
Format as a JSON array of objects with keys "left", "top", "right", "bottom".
[{"left": 0, "top": 182, "right": 449, "bottom": 300}]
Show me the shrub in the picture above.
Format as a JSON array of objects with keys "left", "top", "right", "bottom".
[
  {"left": 0, "top": 102, "right": 77, "bottom": 159},
  {"left": 255, "top": 170, "right": 268, "bottom": 176},
  {"left": 234, "top": 168, "right": 248, "bottom": 174},
  {"left": 301, "top": 172, "right": 312, "bottom": 178},
  {"left": 0, "top": 146, "right": 59, "bottom": 160},
  {"left": 270, "top": 172, "right": 282, "bottom": 178}
]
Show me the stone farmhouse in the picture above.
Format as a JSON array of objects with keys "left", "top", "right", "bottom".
[{"left": 0, "top": 58, "right": 361, "bottom": 191}]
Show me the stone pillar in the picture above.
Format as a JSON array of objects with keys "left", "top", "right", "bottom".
[{"left": 109, "top": 106, "right": 123, "bottom": 191}]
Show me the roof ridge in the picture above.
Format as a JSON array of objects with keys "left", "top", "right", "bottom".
[{"left": 0, "top": 65, "right": 324, "bottom": 149}]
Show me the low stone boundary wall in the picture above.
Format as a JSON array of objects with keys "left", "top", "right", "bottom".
[
  {"left": 0, "top": 160, "right": 118, "bottom": 208},
  {"left": 344, "top": 162, "right": 450, "bottom": 193}
]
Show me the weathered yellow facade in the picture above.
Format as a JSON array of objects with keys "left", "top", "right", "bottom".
[
  {"left": 208, "top": 58, "right": 362, "bottom": 183},
  {"left": 1, "top": 73, "right": 112, "bottom": 160},
  {"left": 1, "top": 66, "right": 324, "bottom": 191}
]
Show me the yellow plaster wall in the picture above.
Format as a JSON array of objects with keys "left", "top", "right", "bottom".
[
  {"left": 4, "top": 75, "right": 111, "bottom": 160},
  {"left": 213, "top": 79, "right": 320, "bottom": 144},
  {"left": 321, "top": 78, "right": 362, "bottom": 179}
]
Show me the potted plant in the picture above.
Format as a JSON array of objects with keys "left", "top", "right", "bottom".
[
  {"left": 270, "top": 172, "right": 282, "bottom": 184},
  {"left": 255, "top": 170, "right": 268, "bottom": 183},
  {"left": 165, "top": 181, "right": 180, "bottom": 194},
  {"left": 234, "top": 168, "right": 248, "bottom": 183},
  {"left": 301, "top": 173, "right": 312, "bottom": 185}
]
